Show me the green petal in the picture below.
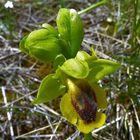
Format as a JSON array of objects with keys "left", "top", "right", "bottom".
[
  {"left": 77, "top": 112, "right": 106, "bottom": 134},
  {"left": 76, "top": 51, "right": 91, "bottom": 61},
  {"left": 60, "top": 58, "right": 89, "bottom": 79},
  {"left": 53, "top": 54, "right": 66, "bottom": 70},
  {"left": 33, "top": 74, "right": 66, "bottom": 104},
  {"left": 60, "top": 93, "right": 78, "bottom": 124},
  {"left": 76, "top": 49, "right": 98, "bottom": 61},
  {"left": 87, "top": 59, "right": 121, "bottom": 82},
  {"left": 92, "top": 84, "right": 107, "bottom": 110}
]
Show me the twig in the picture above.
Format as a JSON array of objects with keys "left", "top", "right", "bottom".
[
  {"left": 92, "top": 117, "right": 122, "bottom": 134},
  {"left": 116, "top": 104, "right": 120, "bottom": 137},
  {"left": 131, "top": 99, "right": 140, "bottom": 130},
  {"left": 66, "top": 130, "right": 80, "bottom": 140},
  {"left": 45, "top": 115, "right": 58, "bottom": 140},
  {"left": 50, "top": 118, "right": 63, "bottom": 140},
  {"left": 127, "top": 114, "right": 134, "bottom": 140},
  {"left": 15, "top": 122, "right": 59, "bottom": 139},
  {"left": 1, "top": 89, "right": 37, "bottom": 108},
  {"left": 1, "top": 86, "right": 15, "bottom": 140},
  {"left": 95, "top": 31, "right": 131, "bottom": 47},
  {"left": 15, "top": 134, "right": 61, "bottom": 139},
  {"left": 0, "top": 48, "right": 21, "bottom": 61}
]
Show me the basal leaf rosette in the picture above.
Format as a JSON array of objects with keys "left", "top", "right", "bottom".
[{"left": 60, "top": 79, "right": 107, "bottom": 133}]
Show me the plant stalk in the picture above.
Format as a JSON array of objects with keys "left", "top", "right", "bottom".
[
  {"left": 132, "top": 0, "right": 138, "bottom": 48},
  {"left": 84, "top": 132, "right": 93, "bottom": 140},
  {"left": 60, "top": 0, "right": 65, "bottom": 8},
  {"left": 78, "top": 0, "right": 108, "bottom": 15}
]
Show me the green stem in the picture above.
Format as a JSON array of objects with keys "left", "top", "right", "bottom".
[
  {"left": 59, "top": 0, "right": 65, "bottom": 8},
  {"left": 132, "top": 0, "right": 138, "bottom": 48},
  {"left": 84, "top": 132, "right": 93, "bottom": 140},
  {"left": 78, "top": 0, "right": 108, "bottom": 15}
]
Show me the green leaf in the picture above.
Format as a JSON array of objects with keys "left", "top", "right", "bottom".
[
  {"left": 33, "top": 74, "right": 66, "bottom": 104},
  {"left": 60, "top": 58, "right": 89, "bottom": 79},
  {"left": 87, "top": 59, "right": 121, "bottom": 83},
  {"left": 56, "top": 8, "right": 84, "bottom": 57}
]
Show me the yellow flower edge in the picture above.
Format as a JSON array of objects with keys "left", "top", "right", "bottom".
[
  {"left": 60, "top": 92, "right": 78, "bottom": 125},
  {"left": 92, "top": 83, "right": 107, "bottom": 110},
  {"left": 77, "top": 112, "right": 106, "bottom": 133}
]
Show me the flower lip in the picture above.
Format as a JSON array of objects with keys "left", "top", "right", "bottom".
[
  {"left": 60, "top": 79, "right": 107, "bottom": 133},
  {"left": 70, "top": 80, "right": 98, "bottom": 124}
]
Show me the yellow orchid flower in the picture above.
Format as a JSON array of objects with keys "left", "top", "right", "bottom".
[{"left": 60, "top": 79, "right": 107, "bottom": 133}]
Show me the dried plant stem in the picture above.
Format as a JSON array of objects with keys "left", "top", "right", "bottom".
[
  {"left": 92, "top": 117, "right": 122, "bottom": 134},
  {"left": 1, "top": 86, "right": 15, "bottom": 140},
  {"left": 131, "top": 99, "right": 140, "bottom": 130},
  {"left": 15, "top": 122, "right": 59, "bottom": 139},
  {"left": 116, "top": 104, "right": 120, "bottom": 137}
]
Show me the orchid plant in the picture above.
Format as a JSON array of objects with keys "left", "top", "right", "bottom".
[{"left": 20, "top": 8, "right": 120, "bottom": 137}]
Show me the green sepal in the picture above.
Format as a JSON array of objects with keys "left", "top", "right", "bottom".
[
  {"left": 33, "top": 74, "right": 66, "bottom": 104},
  {"left": 20, "top": 25, "right": 62, "bottom": 63},
  {"left": 87, "top": 59, "right": 121, "bottom": 83},
  {"left": 27, "top": 38, "right": 62, "bottom": 63},
  {"left": 60, "top": 58, "right": 89, "bottom": 79},
  {"left": 56, "top": 8, "right": 84, "bottom": 57},
  {"left": 91, "top": 47, "right": 98, "bottom": 59},
  {"left": 58, "top": 39, "right": 71, "bottom": 59},
  {"left": 56, "top": 8, "right": 70, "bottom": 42},
  {"left": 19, "top": 35, "right": 29, "bottom": 53}
]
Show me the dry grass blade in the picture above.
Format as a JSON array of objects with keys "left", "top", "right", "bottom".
[{"left": 1, "top": 86, "right": 15, "bottom": 140}]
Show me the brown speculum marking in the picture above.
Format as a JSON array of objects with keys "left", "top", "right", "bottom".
[{"left": 71, "top": 81, "right": 97, "bottom": 124}]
